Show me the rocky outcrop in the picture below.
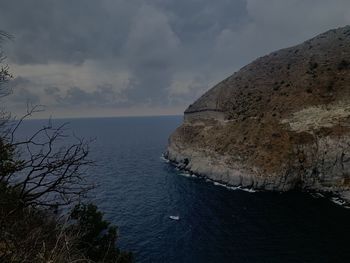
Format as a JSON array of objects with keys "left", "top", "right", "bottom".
[{"left": 167, "top": 26, "right": 350, "bottom": 201}]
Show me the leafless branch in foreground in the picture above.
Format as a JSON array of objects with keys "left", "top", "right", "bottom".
[{"left": 2, "top": 105, "right": 95, "bottom": 208}]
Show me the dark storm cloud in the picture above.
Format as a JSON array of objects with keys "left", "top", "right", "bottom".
[
  {"left": 10, "top": 87, "right": 40, "bottom": 105},
  {"left": 0, "top": 0, "right": 246, "bottom": 65},
  {"left": 1, "top": 0, "right": 350, "bottom": 117},
  {"left": 57, "top": 85, "right": 129, "bottom": 107},
  {"left": 152, "top": 0, "right": 248, "bottom": 42},
  {"left": 44, "top": 87, "right": 60, "bottom": 96},
  {"left": 38, "top": 82, "right": 128, "bottom": 108},
  {"left": 0, "top": 0, "right": 137, "bottom": 64},
  {"left": 6, "top": 76, "right": 40, "bottom": 103}
]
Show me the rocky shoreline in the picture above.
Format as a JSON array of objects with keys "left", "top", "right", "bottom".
[
  {"left": 163, "top": 151, "right": 350, "bottom": 208},
  {"left": 167, "top": 26, "right": 350, "bottom": 207}
]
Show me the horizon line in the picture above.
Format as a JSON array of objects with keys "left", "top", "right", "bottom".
[{"left": 26, "top": 113, "right": 183, "bottom": 121}]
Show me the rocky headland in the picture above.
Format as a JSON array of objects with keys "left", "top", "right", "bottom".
[{"left": 166, "top": 26, "right": 350, "bottom": 203}]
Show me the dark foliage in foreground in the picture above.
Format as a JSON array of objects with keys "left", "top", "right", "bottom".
[
  {"left": 70, "top": 203, "right": 133, "bottom": 263},
  {"left": 0, "top": 32, "right": 133, "bottom": 262},
  {"left": 0, "top": 183, "right": 133, "bottom": 262}
]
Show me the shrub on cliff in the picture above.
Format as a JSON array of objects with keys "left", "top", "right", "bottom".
[
  {"left": 0, "top": 186, "right": 133, "bottom": 262},
  {"left": 70, "top": 203, "right": 133, "bottom": 263}
]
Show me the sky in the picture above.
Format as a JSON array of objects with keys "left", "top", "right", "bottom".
[{"left": 1, "top": 0, "right": 350, "bottom": 118}]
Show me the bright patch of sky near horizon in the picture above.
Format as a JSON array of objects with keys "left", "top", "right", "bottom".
[{"left": 1, "top": 0, "right": 350, "bottom": 118}]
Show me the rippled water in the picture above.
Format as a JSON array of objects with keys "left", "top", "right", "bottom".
[{"left": 20, "top": 116, "right": 350, "bottom": 262}]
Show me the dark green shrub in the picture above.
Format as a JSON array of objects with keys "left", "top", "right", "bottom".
[{"left": 70, "top": 203, "right": 133, "bottom": 263}]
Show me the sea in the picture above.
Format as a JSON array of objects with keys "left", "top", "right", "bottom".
[{"left": 18, "top": 116, "right": 350, "bottom": 263}]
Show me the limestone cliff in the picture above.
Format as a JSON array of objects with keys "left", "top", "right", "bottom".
[{"left": 167, "top": 26, "right": 350, "bottom": 201}]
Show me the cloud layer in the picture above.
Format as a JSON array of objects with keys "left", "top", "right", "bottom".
[{"left": 1, "top": 0, "right": 350, "bottom": 117}]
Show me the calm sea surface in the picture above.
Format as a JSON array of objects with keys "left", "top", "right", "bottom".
[{"left": 19, "top": 116, "right": 350, "bottom": 263}]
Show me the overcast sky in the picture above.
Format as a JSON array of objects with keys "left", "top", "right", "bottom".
[{"left": 1, "top": 0, "right": 350, "bottom": 118}]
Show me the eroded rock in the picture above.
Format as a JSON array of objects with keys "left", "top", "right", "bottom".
[{"left": 167, "top": 26, "right": 350, "bottom": 202}]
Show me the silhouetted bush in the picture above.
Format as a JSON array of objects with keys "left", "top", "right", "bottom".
[{"left": 70, "top": 203, "right": 133, "bottom": 263}]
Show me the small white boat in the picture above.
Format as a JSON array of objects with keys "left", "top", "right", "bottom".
[{"left": 169, "top": 215, "right": 180, "bottom": 220}]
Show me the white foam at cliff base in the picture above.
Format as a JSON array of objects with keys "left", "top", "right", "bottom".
[
  {"left": 213, "top": 182, "right": 226, "bottom": 187},
  {"left": 310, "top": 193, "right": 324, "bottom": 199},
  {"left": 169, "top": 162, "right": 258, "bottom": 193},
  {"left": 178, "top": 170, "right": 197, "bottom": 178},
  {"left": 240, "top": 188, "right": 257, "bottom": 193},
  {"left": 160, "top": 156, "right": 170, "bottom": 163},
  {"left": 180, "top": 172, "right": 194, "bottom": 178},
  {"left": 310, "top": 193, "right": 350, "bottom": 209},
  {"left": 331, "top": 197, "right": 347, "bottom": 206},
  {"left": 214, "top": 182, "right": 257, "bottom": 193}
]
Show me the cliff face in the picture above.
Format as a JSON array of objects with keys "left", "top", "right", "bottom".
[{"left": 167, "top": 26, "right": 350, "bottom": 199}]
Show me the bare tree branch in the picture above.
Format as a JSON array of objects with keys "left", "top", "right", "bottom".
[{"left": 0, "top": 101, "right": 95, "bottom": 208}]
